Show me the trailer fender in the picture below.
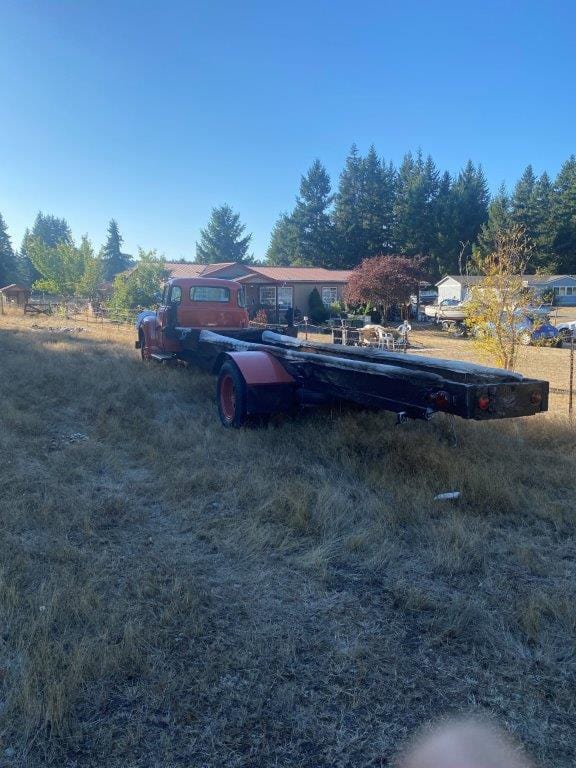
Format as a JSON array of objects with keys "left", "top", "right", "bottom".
[{"left": 225, "top": 351, "right": 294, "bottom": 385}]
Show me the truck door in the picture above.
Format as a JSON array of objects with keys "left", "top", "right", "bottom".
[{"left": 156, "top": 284, "right": 182, "bottom": 350}]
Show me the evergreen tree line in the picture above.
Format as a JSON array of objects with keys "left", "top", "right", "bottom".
[
  {"left": 0, "top": 213, "right": 133, "bottom": 293},
  {"left": 267, "top": 147, "right": 576, "bottom": 276}
]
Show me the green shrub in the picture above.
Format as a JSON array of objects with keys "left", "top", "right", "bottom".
[{"left": 308, "top": 288, "right": 328, "bottom": 323}]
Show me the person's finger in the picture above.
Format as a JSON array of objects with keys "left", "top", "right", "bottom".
[{"left": 397, "top": 718, "right": 534, "bottom": 768}]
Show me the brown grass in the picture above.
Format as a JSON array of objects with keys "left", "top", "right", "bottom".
[{"left": 0, "top": 314, "right": 575, "bottom": 767}]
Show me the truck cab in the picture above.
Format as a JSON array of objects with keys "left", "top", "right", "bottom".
[{"left": 137, "top": 277, "right": 249, "bottom": 359}]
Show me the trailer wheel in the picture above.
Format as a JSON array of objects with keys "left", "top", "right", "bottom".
[{"left": 217, "top": 362, "right": 248, "bottom": 428}]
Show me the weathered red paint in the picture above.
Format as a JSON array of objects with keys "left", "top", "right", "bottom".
[
  {"left": 139, "top": 277, "right": 249, "bottom": 357},
  {"left": 226, "top": 351, "right": 295, "bottom": 385}
]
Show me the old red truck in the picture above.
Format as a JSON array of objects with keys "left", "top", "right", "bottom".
[{"left": 136, "top": 276, "right": 549, "bottom": 428}]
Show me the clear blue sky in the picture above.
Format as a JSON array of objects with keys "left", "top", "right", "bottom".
[{"left": 1, "top": 0, "right": 575, "bottom": 262}]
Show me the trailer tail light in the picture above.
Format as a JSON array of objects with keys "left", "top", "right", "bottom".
[
  {"left": 429, "top": 390, "right": 450, "bottom": 410},
  {"left": 530, "top": 390, "right": 542, "bottom": 405},
  {"left": 478, "top": 395, "right": 490, "bottom": 410}
]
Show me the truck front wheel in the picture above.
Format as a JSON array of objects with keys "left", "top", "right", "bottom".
[
  {"left": 139, "top": 330, "right": 149, "bottom": 361},
  {"left": 217, "top": 362, "right": 248, "bottom": 428}
]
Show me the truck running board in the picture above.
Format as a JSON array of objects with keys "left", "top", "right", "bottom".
[{"left": 150, "top": 352, "right": 176, "bottom": 362}]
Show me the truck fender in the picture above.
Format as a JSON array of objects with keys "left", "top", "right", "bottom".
[{"left": 223, "top": 351, "right": 294, "bottom": 385}]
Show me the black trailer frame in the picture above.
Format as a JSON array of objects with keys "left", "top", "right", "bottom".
[{"left": 196, "top": 329, "right": 549, "bottom": 426}]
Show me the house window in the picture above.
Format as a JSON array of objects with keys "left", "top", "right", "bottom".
[
  {"left": 259, "top": 286, "right": 276, "bottom": 306},
  {"left": 567, "top": 287, "right": 574, "bottom": 296},
  {"left": 321, "top": 286, "right": 338, "bottom": 306},
  {"left": 277, "top": 286, "right": 293, "bottom": 308}
]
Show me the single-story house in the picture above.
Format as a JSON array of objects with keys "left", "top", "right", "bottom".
[
  {"left": 0, "top": 283, "right": 31, "bottom": 307},
  {"left": 436, "top": 274, "right": 576, "bottom": 306},
  {"left": 163, "top": 262, "right": 352, "bottom": 315}
]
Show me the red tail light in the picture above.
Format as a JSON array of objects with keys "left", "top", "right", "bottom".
[{"left": 478, "top": 395, "right": 490, "bottom": 410}]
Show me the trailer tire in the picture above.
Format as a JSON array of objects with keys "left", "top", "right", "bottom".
[{"left": 217, "top": 362, "right": 249, "bottom": 428}]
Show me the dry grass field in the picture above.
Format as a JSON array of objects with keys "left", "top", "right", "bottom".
[{"left": 1, "top": 313, "right": 575, "bottom": 767}]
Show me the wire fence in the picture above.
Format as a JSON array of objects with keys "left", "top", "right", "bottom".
[{"left": 20, "top": 298, "right": 142, "bottom": 326}]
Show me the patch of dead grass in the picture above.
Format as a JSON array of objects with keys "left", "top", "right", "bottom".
[{"left": 0, "top": 314, "right": 575, "bottom": 766}]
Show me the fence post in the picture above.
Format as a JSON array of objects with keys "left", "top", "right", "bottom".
[{"left": 569, "top": 336, "right": 574, "bottom": 418}]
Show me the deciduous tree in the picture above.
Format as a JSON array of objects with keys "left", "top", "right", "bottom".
[
  {"left": 344, "top": 255, "right": 423, "bottom": 316},
  {"left": 28, "top": 235, "right": 102, "bottom": 297},
  {"left": 110, "top": 249, "right": 169, "bottom": 309},
  {"left": 465, "top": 225, "right": 534, "bottom": 370}
]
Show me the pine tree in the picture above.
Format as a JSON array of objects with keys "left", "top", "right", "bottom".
[
  {"left": 435, "top": 161, "right": 490, "bottom": 275},
  {"left": 511, "top": 165, "right": 539, "bottom": 243},
  {"left": 432, "top": 171, "right": 457, "bottom": 275},
  {"left": 266, "top": 213, "right": 300, "bottom": 265},
  {"left": 361, "top": 146, "right": 396, "bottom": 259},
  {"left": 196, "top": 205, "right": 253, "bottom": 264},
  {"left": 394, "top": 150, "right": 439, "bottom": 258},
  {"left": 531, "top": 171, "right": 556, "bottom": 270},
  {"left": 474, "top": 184, "right": 512, "bottom": 260},
  {"left": 31, "top": 211, "right": 72, "bottom": 247},
  {"left": 332, "top": 145, "right": 364, "bottom": 268},
  {"left": 292, "top": 159, "right": 336, "bottom": 267},
  {"left": 552, "top": 155, "right": 576, "bottom": 273},
  {"left": 0, "top": 212, "right": 17, "bottom": 287},
  {"left": 102, "top": 219, "right": 131, "bottom": 280}
]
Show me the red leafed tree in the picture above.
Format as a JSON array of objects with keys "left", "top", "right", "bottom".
[{"left": 344, "top": 255, "right": 424, "bottom": 313}]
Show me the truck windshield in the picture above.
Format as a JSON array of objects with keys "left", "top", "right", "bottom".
[
  {"left": 190, "top": 286, "right": 230, "bottom": 302},
  {"left": 237, "top": 289, "right": 246, "bottom": 308}
]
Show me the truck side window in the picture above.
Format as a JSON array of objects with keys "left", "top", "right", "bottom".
[{"left": 170, "top": 286, "right": 182, "bottom": 304}]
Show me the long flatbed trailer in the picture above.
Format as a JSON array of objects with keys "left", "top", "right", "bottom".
[
  {"left": 135, "top": 277, "right": 548, "bottom": 428},
  {"left": 194, "top": 329, "right": 548, "bottom": 427}
]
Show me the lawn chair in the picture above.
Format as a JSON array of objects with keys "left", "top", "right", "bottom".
[{"left": 376, "top": 327, "right": 395, "bottom": 350}]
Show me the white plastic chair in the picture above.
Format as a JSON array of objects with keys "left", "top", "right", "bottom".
[{"left": 376, "top": 327, "right": 395, "bottom": 350}]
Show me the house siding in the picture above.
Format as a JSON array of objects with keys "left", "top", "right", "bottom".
[
  {"left": 243, "top": 281, "right": 347, "bottom": 315},
  {"left": 437, "top": 279, "right": 464, "bottom": 303}
]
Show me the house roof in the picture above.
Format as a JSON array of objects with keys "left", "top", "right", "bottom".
[
  {"left": 524, "top": 274, "right": 576, "bottom": 286},
  {"left": 436, "top": 275, "right": 484, "bottom": 286},
  {"left": 163, "top": 262, "right": 352, "bottom": 283},
  {"left": 437, "top": 273, "right": 576, "bottom": 287},
  {"left": 164, "top": 262, "right": 207, "bottom": 279},
  {"left": 239, "top": 266, "right": 352, "bottom": 283},
  {"left": 0, "top": 283, "right": 30, "bottom": 292}
]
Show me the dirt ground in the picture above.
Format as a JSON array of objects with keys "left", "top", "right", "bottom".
[{"left": 1, "top": 313, "right": 575, "bottom": 767}]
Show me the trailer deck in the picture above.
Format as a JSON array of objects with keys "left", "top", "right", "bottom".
[{"left": 198, "top": 329, "right": 549, "bottom": 424}]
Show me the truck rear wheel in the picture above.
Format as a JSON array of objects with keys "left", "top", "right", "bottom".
[{"left": 217, "top": 362, "right": 248, "bottom": 428}]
